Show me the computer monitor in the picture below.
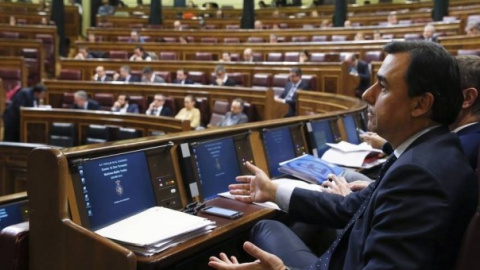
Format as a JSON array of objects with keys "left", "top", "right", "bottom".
[
  {"left": 307, "top": 118, "right": 340, "bottom": 157},
  {"left": 70, "top": 143, "right": 180, "bottom": 230},
  {"left": 262, "top": 125, "right": 305, "bottom": 178},
  {"left": 343, "top": 114, "right": 361, "bottom": 144},
  {"left": 190, "top": 135, "right": 251, "bottom": 201},
  {"left": 0, "top": 199, "right": 29, "bottom": 231}
]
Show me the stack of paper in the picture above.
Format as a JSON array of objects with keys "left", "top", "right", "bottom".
[
  {"left": 321, "top": 141, "right": 384, "bottom": 168},
  {"left": 278, "top": 154, "right": 344, "bottom": 184},
  {"left": 95, "top": 207, "right": 216, "bottom": 256}
]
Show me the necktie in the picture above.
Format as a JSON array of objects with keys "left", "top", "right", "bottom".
[
  {"left": 151, "top": 108, "right": 158, "bottom": 116},
  {"left": 316, "top": 154, "right": 397, "bottom": 269},
  {"left": 285, "top": 83, "right": 297, "bottom": 101}
]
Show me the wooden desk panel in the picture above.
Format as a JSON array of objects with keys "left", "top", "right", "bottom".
[{"left": 0, "top": 39, "right": 45, "bottom": 82}]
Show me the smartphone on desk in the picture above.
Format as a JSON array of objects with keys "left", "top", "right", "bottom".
[{"left": 201, "top": 206, "right": 243, "bottom": 219}]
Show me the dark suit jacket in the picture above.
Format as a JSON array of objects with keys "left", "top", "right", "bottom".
[
  {"left": 2, "top": 88, "right": 37, "bottom": 142},
  {"left": 288, "top": 127, "right": 477, "bottom": 270},
  {"left": 213, "top": 77, "right": 236, "bottom": 87},
  {"left": 217, "top": 112, "right": 248, "bottom": 127},
  {"left": 116, "top": 75, "right": 140, "bottom": 83},
  {"left": 172, "top": 78, "right": 195, "bottom": 85},
  {"left": 96, "top": 75, "right": 113, "bottom": 82},
  {"left": 355, "top": 60, "right": 371, "bottom": 97},
  {"left": 72, "top": 99, "right": 101, "bottom": 110},
  {"left": 457, "top": 122, "right": 480, "bottom": 169},
  {"left": 113, "top": 103, "right": 139, "bottom": 114},
  {"left": 160, "top": 106, "right": 173, "bottom": 117},
  {"left": 279, "top": 79, "right": 310, "bottom": 117}
]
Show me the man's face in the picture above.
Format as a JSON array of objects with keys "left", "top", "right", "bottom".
[
  {"left": 74, "top": 95, "right": 86, "bottom": 107},
  {"left": 184, "top": 97, "right": 194, "bottom": 109},
  {"left": 131, "top": 32, "right": 138, "bottom": 41},
  {"left": 117, "top": 95, "right": 127, "bottom": 106},
  {"left": 216, "top": 71, "right": 225, "bottom": 80},
  {"left": 423, "top": 28, "right": 434, "bottom": 39},
  {"left": 362, "top": 52, "right": 412, "bottom": 146},
  {"left": 144, "top": 72, "right": 152, "bottom": 81},
  {"left": 96, "top": 67, "right": 105, "bottom": 77},
  {"left": 134, "top": 48, "right": 141, "bottom": 56},
  {"left": 222, "top": 53, "right": 230, "bottom": 61},
  {"left": 176, "top": 70, "right": 186, "bottom": 81},
  {"left": 290, "top": 72, "right": 301, "bottom": 84},
  {"left": 120, "top": 68, "right": 128, "bottom": 78},
  {"left": 230, "top": 101, "right": 242, "bottom": 115},
  {"left": 79, "top": 48, "right": 87, "bottom": 56},
  {"left": 153, "top": 95, "right": 165, "bottom": 107},
  {"left": 243, "top": 51, "right": 252, "bottom": 61}
]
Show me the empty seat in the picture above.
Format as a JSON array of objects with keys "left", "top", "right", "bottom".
[
  {"left": 0, "top": 31, "right": 19, "bottom": 39},
  {"left": 188, "top": 71, "right": 208, "bottom": 85},
  {"left": 324, "top": 53, "right": 341, "bottom": 62},
  {"left": 253, "top": 52, "right": 263, "bottom": 62},
  {"left": 85, "top": 125, "right": 110, "bottom": 144},
  {"left": 58, "top": 69, "right": 82, "bottom": 80},
  {"left": 339, "top": 52, "right": 354, "bottom": 61},
  {"left": 272, "top": 74, "right": 290, "bottom": 95},
  {"left": 117, "top": 128, "right": 141, "bottom": 140},
  {"left": 195, "top": 52, "right": 214, "bottom": 61},
  {"left": 284, "top": 52, "right": 300, "bottom": 62},
  {"left": 158, "top": 52, "right": 178, "bottom": 60},
  {"left": 230, "top": 53, "right": 240, "bottom": 62},
  {"left": 457, "top": 49, "right": 480, "bottom": 57},
  {"left": 49, "top": 122, "right": 76, "bottom": 147},
  {"left": 404, "top": 33, "right": 422, "bottom": 41},
  {"left": 164, "top": 96, "right": 176, "bottom": 115},
  {"left": 228, "top": 73, "right": 247, "bottom": 86},
  {"left": 129, "top": 23, "right": 144, "bottom": 29},
  {"left": 252, "top": 73, "right": 272, "bottom": 88},
  {"left": 162, "top": 37, "right": 177, "bottom": 43},
  {"left": 223, "top": 38, "right": 240, "bottom": 43},
  {"left": 97, "top": 22, "right": 113, "bottom": 28},
  {"left": 0, "top": 68, "right": 21, "bottom": 92},
  {"left": 225, "top": 24, "right": 240, "bottom": 30},
  {"left": 267, "top": 52, "right": 283, "bottom": 62},
  {"left": 247, "top": 37, "right": 264, "bottom": 43},
  {"left": 302, "top": 75, "right": 317, "bottom": 91},
  {"left": 195, "top": 97, "right": 209, "bottom": 127},
  {"left": 108, "top": 50, "right": 129, "bottom": 59},
  {"left": 208, "top": 100, "right": 230, "bottom": 127},
  {"left": 243, "top": 102, "right": 257, "bottom": 122},
  {"left": 117, "top": 36, "right": 131, "bottom": 42},
  {"left": 62, "top": 93, "right": 75, "bottom": 108},
  {"left": 310, "top": 53, "right": 326, "bottom": 62},
  {"left": 93, "top": 93, "right": 115, "bottom": 111},
  {"left": 154, "top": 71, "right": 172, "bottom": 83},
  {"left": 129, "top": 95, "right": 147, "bottom": 113},
  {"left": 312, "top": 35, "right": 327, "bottom": 42},
  {"left": 331, "top": 35, "right": 348, "bottom": 41},
  {"left": 130, "top": 70, "right": 143, "bottom": 81},
  {"left": 382, "top": 34, "right": 394, "bottom": 39},
  {"left": 0, "top": 222, "right": 29, "bottom": 270},
  {"left": 292, "top": 36, "right": 309, "bottom": 43},
  {"left": 398, "top": 19, "right": 412, "bottom": 25},
  {"left": 364, "top": 51, "right": 385, "bottom": 63},
  {"left": 200, "top": 37, "right": 218, "bottom": 43}
]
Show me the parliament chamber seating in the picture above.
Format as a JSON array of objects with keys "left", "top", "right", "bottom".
[
  {"left": 302, "top": 75, "right": 318, "bottom": 91},
  {"left": 223, "top": 37, "right": 240, "bottom": 43},
  {"left": 272, "top": 73, "right": 290, "bottom": 95},
  {"left": 85, "top": 124, "right": 111, "bottom": 144},
  {"left": 128, "top": 95, "right": 147, "bottom": 113},
  {"left": 246, "top": 36, "right": 263, "bottom": 43},
  {"left": 58, "top": 69, "right": 82, "bottom": 80},
  {"left": 310, "top": 52, "right": 326, "bottom": 62},
  {"left": 194, "top": 52, "right": 214, "bottom": 61},
  {"left": 208, "top": 100, "right": 230, "bottom": 127},
  {"left": 0, "top": 68, "right": 21, "bottom": 92},
  {"left": 161, "top": 37, "right": 177, "bottom": 43},
  {"left": 117, "top": 36, "right": 131, "bottom": 42},
  {"left": 200, "top": 37, "right": 218, "bottom": 43},
  {"left": 364, "top": 51, "right": 385, "bottom": 63},
  {"left": 0, "top": 31, "right": 19, "bottom": 39},
  {"left": 312, "top": 35, "right": 328, "bottom": 42},
  {"left": 154, "top": 71, "right": 172, "bottom": 83},
  {"left": 108, "top": 50, "right": 129, "bottom": 60},
  {"left": 404, "top": 33, "right": 423, "bottom": 40},
  {"left": 34, "top": 33, "right": 54, "bottom": 72},
  {"left": 252, "top": 52, "right": 263, "bottom": 62},
  {"left": 49, "top": 122, "right": 76, "bottom": 148},
  {"left": 0, "top": 221, "right": 29, "bottom": 270},
  {"left": 251, "top": 73, "right": 272, "bottom": 89},
  {"left": 188, "top": 71, "right": 208, "bottom": 85},
  {"left": 225, "top": 24, "right": 240, "bottom": 30},
  {"left": 194, "top": 97, "right": 210, "bottom": 127},
  {"left": 284, "top": 52, "right": 300, "bottom": 62},
  {"left": 61, "top": 92, "right": 74, "bottom": 108},
  {"left": 331, "top": 35, "right": 348, "bottom": 42},
  {"left": 117, "top": 127, "right": 141, "bottom": 140},
  {"left": 457, "top": 49, "right": 480, "bottom": 57},
  {"left": 94, "top": 93, "right": 115, "bottom": 111},
  {"left": 163, "top": 96, "right": 176, "bottom": 115},
  {"left": 130, "top": 70, "right": 143, "bottom": 81},
  {"left": 158, "top": 51, "right": 178, "bottom": 60},
  {"left": 230, "top": 53, "right": 240, "bottom": 61},
  {"left": 292, "top": 36, "right": 309, "bottom": 42},
  {"left": 242, "top": 102, "right": 257, "bottom": 122},
  {"left": 267, "top": 52, "right": 283, "bottom": 62},
  {"left": 227, "top": 72, "right": 247, "bottom": 87}
]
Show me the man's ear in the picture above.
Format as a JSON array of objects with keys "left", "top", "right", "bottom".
[
  {"left": 411, "top": 92, "right": 434, "bottom": 117},
  {"left": 461, "top": 87, "right": 478, "bottom": 109}
]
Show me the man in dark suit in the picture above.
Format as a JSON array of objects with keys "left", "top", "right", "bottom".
[
  {"left": 344, "top": 53, "right": 371, "bottom": 98},
  {"left": 71, "top": 90, "right": 100, "bottom": 110},
  {"left": 145, "top": 94, "right": 172, "bottom": 117},
  {"left": 2, "top": 84, "right": 47, "bottom": 142},
  {"left": 141, "top": 67, "right": 165, "bottom": 83},
  {"left": 212, "top": 65, "right": 236, "bottom": 86},
  {"left": 113, "top": 65, "right": 140, "bottom": 82},
  {"left": 93, "top": 66, "right": 113, "bottom": 82},
  {"left": 423, "top": 23, "right": 439, "bottom": 43},
  {"left": 275, "top": 67, "right": 310, "bottom": 117},
  {"left": 216, "top": 98, "right": 248, "bottom": 127},
  {"left": 173, "top": 69, "right": 195, "bottom": 85},
  {"left": 111, "top": 94, "right": 139, "bottom": 113},
  {"left": 209, "top": 41, "right": 478, "bottom": 270}
]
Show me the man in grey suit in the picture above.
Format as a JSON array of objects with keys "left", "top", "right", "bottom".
[
  {"left": 209, "top": 41, "right": 477, "bottom": 270},
  {"left": 216, "top": 98, "right": 248, "bottom": 127},
  {"left": 141, "top": 67, "right": 165, "bottom": 83}
]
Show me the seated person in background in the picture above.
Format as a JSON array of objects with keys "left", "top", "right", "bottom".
[
  {"left": 310, "top": 10, "right": 319, "bottom": 17},
  {"left": 242, "top": 48, "right": 255, "bottom": 62},
  {"left": 465, "top": 21, "right": 480, "bottom": 36},
  {"left": 2, "top": 84, "right": 46, "bottom": 142},
  {"left": 269, "top": 34, "right": 278, "bottom": 43},
  {"left": 373, "top": 30, "right": 383, "bottom": 40},
  {"left": 320, "top": 19, "right": 331, "bottom": 28},
  {"left": 175, "top": 95, "right": 201, "bottom": 129},
  {"left": 87, "top": 33, "right": 97, "bottom": 42},
  {"left": 146, "top": 94, "right": 172, "bottom": 116},
  {"left": 299, "top": 50, "right": 309, "bottom": 63},
  {"left": 216, "top": 98, "right": 248, "bottom": 127},
  {"left": 113, "top": 65, "right": 140, "bottom": 82},
  {"left": 173, "top": 69, "right": 194, "bottom": 84},
  {"left": 97, "top": 0, "right": 114, "bottom": 15},
  {"left": 40, "top": 17, "right": 51, "bottom": 25},
  {"left": 215, "top": 10, "right": 224, "bottom": 18},
  {"left": 141, "top": 67, "right": 165, "bottom": 83},
  {"left": 344, "top": 53, "right": 370, "bottom": 97},
  {"left": 386, "top": 11, "right": 398, "bottom": 26},
  {"left": 423, "top": 23, "right": 438, "bottom": 42},
  {"left": 354, "top": 32, "right": 365, "bottom": 41},
  {"left": 275, "top": 67, "right": 310, "bottom": 117},
  {"left": 93, "top": 66, "right": 112, "bottom": 82},
  {"left": 9, "top": 16, "right": 16, "bottom": 26},
  {"left": 129, "top": 30, "right": 145, "bottom": 43},
  {"left": 173, "top": 20, "right": 183, "bottom": 30},
  {"left": 343, "top": 19, "right": 352, "bottom": 27},
  {"left": 74, "top": 46, "right": 94, "bottom": 60},
  {"left": 254, "top": 20, "right": 263, "bottom": 29},
  {"left": 72, "top": 90, "right": 100, "bottom": 110},
  {"left": 213, "top": 65, "right": 236, "bottom": 86},
  {"left": 111, "top": 94, "right": 139, "bottom": 113},
  {"left": 219, "top": 52, "right": 232, "bottom": 62},
  {"left": 178, "top": 36, "right": 189, "bottom": 44},
  {"left": 129, "top": 46, "right": 152, "bottom": 61}
]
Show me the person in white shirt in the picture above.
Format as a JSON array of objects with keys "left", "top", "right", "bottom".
[
  {"left": 92, "top": 66, "right": 112, "bottom": 82},
  {"left": 146, "top": 94, "right": 172, "bottom": 116},
  {"left": 129, "top": 46, "right": 152, "bottom": 61}
]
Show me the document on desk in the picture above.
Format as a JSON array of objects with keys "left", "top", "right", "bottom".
[
  {"left": 322, "top": 141, "right": 383, "bottom": 168},
  {"left": 95, "top": 206, "right": 216, "bottom": 256}
]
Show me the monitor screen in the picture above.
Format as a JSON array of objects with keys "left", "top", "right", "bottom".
[
  {"left": 73, "top": 150, "right": 156, "bottom": 230},
  {"left": 191, "top": 136, "right": 242, "bottom": 201},
  {"left": 0, "top": 200, "right": 29, "bottom": 231},
  {"left": 262, "top": 126, "right": 296, "bottom": 178},
  {"left": 344, "top": 114, "right": 360, "bottom": 144},
  {"left": 309, "top": 119, "right": 337, "bottom": 157}
]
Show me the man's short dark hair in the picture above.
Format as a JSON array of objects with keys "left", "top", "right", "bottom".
[
  {"left": 290, "top": 67, "right": 302, "bottom": 76},
  {"left": 457, "top": 55, "right": 480, "bottom": 116},
  {"left": 142, "top": 66, "right": 153, "bottom": 74},
  {"left": 32, "top": 84, "right": 47, "bottom": 93},
  {"left": 383, "top": 41, "right": 462, "bottom": 125},
  {"left": 232, "top": 98, "right": 244, "bottom": 108},
  {"left": 135, "top": 46, "right": 145, "bottom": 52},
  {"left": 120, "top": 93, "right": 130, "bottom": 102}
]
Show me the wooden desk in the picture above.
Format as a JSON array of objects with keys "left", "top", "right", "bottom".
[{"left": 0, "top": 39, "right": 45, "bottom": 83}]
